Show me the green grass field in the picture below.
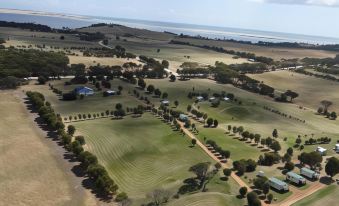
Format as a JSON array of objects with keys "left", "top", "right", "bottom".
[
  {"left": 292, "top": 185, "right": 339, "bottom": 206},
  {"left": 23, "top": 76, "right": 339, "bottom": 205},
  {"left": 145, "top": 78, "right": 339, "bottom": 156},
  {"left": 72, "top": 114, "right": 243, "bottom": 205}
]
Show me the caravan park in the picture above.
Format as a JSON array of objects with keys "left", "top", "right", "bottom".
[{"left": 0, "top": 8, "right": 339, "bottom": 206}]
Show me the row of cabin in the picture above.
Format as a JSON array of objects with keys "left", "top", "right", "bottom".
[{"left": 264, "top": 167, "right": 319, "bottom": 192}]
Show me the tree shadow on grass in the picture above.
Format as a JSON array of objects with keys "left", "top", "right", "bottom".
[
  {"left": 320, "top": 176, "right": 334, "bottom": 185},
  {"left": 178, "top": 178, "right": 200, "bottom": 195}
]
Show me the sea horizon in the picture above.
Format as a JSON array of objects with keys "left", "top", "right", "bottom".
[{"left": 0, "top": 8, "right": 339, "bottom": 45}]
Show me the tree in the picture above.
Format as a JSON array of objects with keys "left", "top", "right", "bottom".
[
  {"left": 213, "top": 119, "right": 219, "bottom": 128},
  {"left": 169, "top": 74, "right": 176, "bottom": 82},
  {"left": 321, "top": 100, "right": 332, "bottom": 114},
  {"left": 147, "top": 189, "right": 171, "bottom": 206},
  {"left": 71, "top": 140, "right": 84, "bottom": 156},
  {"left": 162, "top": 92, "right": 168, "bottom": 99},
  {"left": 287, "top": 147, "right": 293, "bottom": 156},
  {"left": 187, "top": 105, "right": 192, "bottom": 112},
  {"left": 272, "top": 129, "right": 278, "bottom": 138},
  {"left": 330, "top": 112, "right": 337, "bottom": 120},
  {"left": 174, "top": 100, "right": 179, "bottom": 108},
  {"left": 254, "top": 134, "right": 261, "bottom": 144},
  {"left": 284, "top": 161, "right": 295, "bottom": 171},
  {"left": 116, "top": 103, "right": 123, "bottom": 110},
  {"left": 237, "top": 126, "right": 244, "bottom": 134},
  {"left": 267, "top": 193, "right": 273, "bottom": 203},
  {"left": 298, "top": 152, "right": 323, "bottom": 169},
  {"left": 154, "top": 88, "right": 162, "bottom": 97},
  {"left": 227, "top": 125, "right": 232, "bottom": 133},
  {"left": 191, "top": 139, "right": 197, "bottom": 146},
  {"left": 325, "top": 157, "right": 339, "bottom": 178},
  {"left": 138, "top": 78, "right": 146, "bottom": 89},
  {"left": 38, "top": 76, "right": 47, "bottom": 84},
  {"left": 253, "top": 177, "right": 268, "bottom": 190},
  {"left": 263, "top": 182, "right": 270, "bottom": 197},
  {"left": 270, "top": 141, "right": 281, "bottom": 153},
  {"left": 223, "top": 168, "right": 232, "bottom": 177},
  {"left": 206, "top": 118, "right": 214, "bottom": 127},
  {"left": 67, "top": 125, "right": 76, "bottom": 136},
  {"left": 247, "top": 192, "right": 261, "bottom": 206},
  {"left": 296, "top": 137, "right": 302, "bottom": 145},
  {"left": 147, "top": 85, "right": 155, "bottom": 94},
  {"left": 239, "top": 187, "right": 248, "bottom": 198},
  {"left": 75, "top": 135, "right": 85, "bottom": 145},
  {"left": 189, "top": 162, "right": 211, "bottom": 189}
]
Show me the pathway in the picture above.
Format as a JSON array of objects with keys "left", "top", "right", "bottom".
[{"left": 177, "top": 121, "right": 268, "bottom": 206}]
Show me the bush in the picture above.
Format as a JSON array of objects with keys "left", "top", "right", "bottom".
[
  {"left": 75, "top": 135, "right": 86, "bottom": 145},
  {"left": 115, "top": 192, "right": 128, "bottom": 202},
  {"left": 63, "top": 92, "right": 77, "bottom": 101},
  {"left": 239, "top": 187, "right": 247, "bottom": 198},
  {"left": 38, "top": 76, "right": 48, "bottom": 84}
]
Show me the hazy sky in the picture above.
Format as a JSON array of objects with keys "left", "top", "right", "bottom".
[{"left": 1, "top": 0, "right": 339, "bottom": 37}]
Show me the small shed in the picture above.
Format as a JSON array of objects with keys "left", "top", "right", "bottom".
[
  {"left": 106, "top": 90, "right": 116, "bottom": 95},
  {"left": 223, "top": 97, "right": 230, "bottom": 101},
  {"left": 209, "top": 97, "right": 216, "bottom": 102},
  {"left": 196, "top": 96, "right": 204, "bottom": 101},
  {"left": 74, "top": 86, "right": 94, "bottom": 96},
  {"left": 161, "top": 100, "right": 170, "bottom": 106},
  {"left": 315, "top": 146, "right": 327, "bottom": 155}
]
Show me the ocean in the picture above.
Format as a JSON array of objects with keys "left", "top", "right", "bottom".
[{"left": 1, "top": 12, "right": 339, "bottom": 45}]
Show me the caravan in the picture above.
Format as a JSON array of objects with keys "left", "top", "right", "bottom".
[
  {"left": 268, "top": 177, "right": 289, "bottom": 191},
  {"left": 300, "top": 167, "right": 320, "bottom": 180},
  {"left": 286, "top": 172, "right": 306, "bottom": 185}
]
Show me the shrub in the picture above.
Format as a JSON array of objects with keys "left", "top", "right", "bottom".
[
  {"left": 115, "top": 192, "right": 128, "bottom": 202},
  {"left": 75, "top": 135, "right": 86, "bottom": 145}
]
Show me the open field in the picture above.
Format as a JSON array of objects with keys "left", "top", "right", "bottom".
[
  {"left": 79, "top": 25, "right": 250, "bottom": 66},
  {"left": 0, "top": 27, "right": 96, "bottom": 48},
  {"left": 71, "top": 114, "right": 243, "bottom": 205},
  {"left": 175, "top": 37, "right": 338, "bottom": 60},
  {"left": 0, "top": 90, "right": 96, "bottom": 206},
  {"left": 248, "top": 70, "right": 339, "bottom": 112}
]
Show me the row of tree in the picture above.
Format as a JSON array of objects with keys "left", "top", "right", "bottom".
[{"left": 26, "top": 91, "right": 124, "bottom": 198}]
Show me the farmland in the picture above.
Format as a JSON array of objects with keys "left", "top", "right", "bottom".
[
  {"left": 248, "top": 70, "right": 339, "bottom": 112},
  {"left": 0, "top": 90, "right": 96, "bottom": 206}
]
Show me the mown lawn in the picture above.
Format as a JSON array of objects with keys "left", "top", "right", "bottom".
[
  {"left": 72, "top": 114, "right": 243, "bottom": 205},
  {"left": 292, "top": 185, "right": 338, "bottom": 206}
]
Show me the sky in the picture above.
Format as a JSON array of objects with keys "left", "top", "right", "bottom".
[{"left": 1, "top": 0, "right": 339, "bottom": 38}]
